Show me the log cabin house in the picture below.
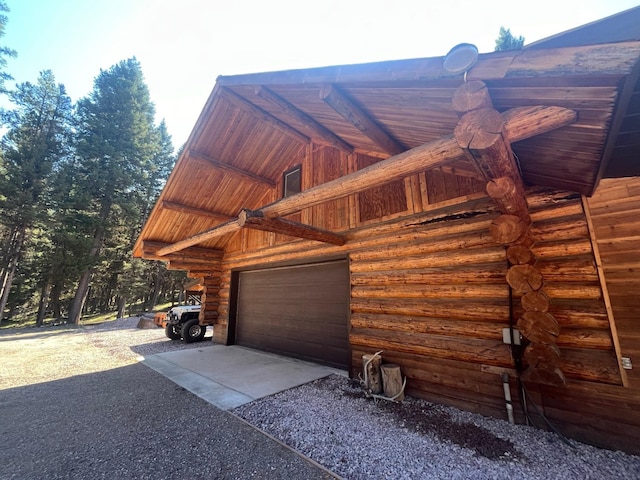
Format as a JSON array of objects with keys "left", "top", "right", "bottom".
[{"left": 134, "top": 8, "right": 640, "bottom": 454}]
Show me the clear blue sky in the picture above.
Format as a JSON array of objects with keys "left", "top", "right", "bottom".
[{"left": 3, "top": 0, "right": 638, "bottom": 148}]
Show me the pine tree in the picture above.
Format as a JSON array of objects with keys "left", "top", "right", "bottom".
[
  {"left": 0, "top": 70, "right": 72, "bottom": 323},
  {"left": 0, "top": 1, "right": 16, "bottom": 93},
  {"left": 67, "top": 58, "right": 166, "bottom": 323},
  {"left": 495, "top": 27, "right": 525, "bottom": 51}
]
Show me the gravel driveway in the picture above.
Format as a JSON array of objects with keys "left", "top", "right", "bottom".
[
  {"left": 0, "top": 318, "right": 334, "bottom": 480},
  {"left": 2, "top": 317, "right": 639, "bottom": 480}
]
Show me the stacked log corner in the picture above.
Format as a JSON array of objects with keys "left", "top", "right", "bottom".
[
  {"left": 453, "top": 80, "right": 565, "bottom": 387},
  {"left": 198, "top": 271, "right": 222, "bottom": 340}
]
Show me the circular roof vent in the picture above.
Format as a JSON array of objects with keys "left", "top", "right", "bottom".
[{"left": 443, "top": 43, "right": 479, "bottom": 74}]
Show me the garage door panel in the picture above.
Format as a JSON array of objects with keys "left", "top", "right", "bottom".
[{"left": 236, "top": 260, "right": 349, "bottom": 369}]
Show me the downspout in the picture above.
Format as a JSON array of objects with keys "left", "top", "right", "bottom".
[{"left": 502, "top": 372, "right": 515, "bottom": 425}]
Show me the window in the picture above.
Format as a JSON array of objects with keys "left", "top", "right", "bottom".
[{"left": 283, "top": 165, "right": 302, "bottom": 198}]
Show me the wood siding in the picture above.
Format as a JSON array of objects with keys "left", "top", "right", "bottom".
[{"left": 206, "top": 145, "right": 634, "bottom": 454}]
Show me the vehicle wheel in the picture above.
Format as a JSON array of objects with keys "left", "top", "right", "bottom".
[
  {"left": 181, "top": 319, "right": 206, "bottom": 343},
  {"left": 165, "top": 324, "right": 181, "bottom": 340}
]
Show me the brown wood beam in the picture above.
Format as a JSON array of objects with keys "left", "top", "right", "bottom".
[
  {"left": 255, "top": 86, "right": 353, "bottom": 153},
  {"left": 220, "top": 87, "right": 310, "bottom": 145},
  {"left": 262, "top": 105, "right": 575, "bottom": 220},
  {"left": 187, "top": 150, "right": 276, "bottom": 189},
  {"left": 238, "top": 209, "right": 346, "bottom": 245},
  {"left": 141, "top": 241, "right": 223, "bottom": 261},
  {"left": 155, "top": 105, "right": 576, "bottom": 255},
  {"left": 162, "top": 201, "right": 233, "bottom": 221},
  {"left": 187, "top": 271, "right": 219, "bottom": 279},
  {"left": 486, "top": 177, "right": 530, "bottom": 219},
  {"left": 167, "top": 261, "right": 222, "bottom": 272},
  {"left": 454, "top": 107, "right": 523, "bottom": 188},
  {"left": 320, "top": 84, "right": 404, "bottom": 156},
  {"left": 156, "top": 219, "right": 241, "bottom": 256},
  {"left": 438, "top": 162, "right": 485, "bottom": 179}
]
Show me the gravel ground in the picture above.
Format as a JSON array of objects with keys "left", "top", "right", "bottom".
[
  {"left": 0, "top": 317, "right": 333, "bottom": 480},
  {"left": 2, "top": 317, "right": 639, "bottom": 479},
  {"left": 233, "top": 375, "right": 640, "bottom": 479}
]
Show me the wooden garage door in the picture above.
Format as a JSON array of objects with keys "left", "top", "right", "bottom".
[{"left": 236, "top": 260, "right": 349, "bottom": 369}]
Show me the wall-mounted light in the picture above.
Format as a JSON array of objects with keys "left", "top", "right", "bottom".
[{"left": 443, "top": 43, "right": 479, "bottom": 80}]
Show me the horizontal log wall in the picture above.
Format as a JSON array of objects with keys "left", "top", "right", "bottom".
[
  {"left": 524, "top": 176, "right": 640, "bottom": 454},
  {"left": 520, "top": 189, "right": 621, "bottom": 385},
  {"left": 211, "top": 145, "right": 633, "bottom": 453}
]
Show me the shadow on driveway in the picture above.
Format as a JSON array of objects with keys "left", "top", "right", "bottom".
[{"left": 0, "top": 362, "right": 336, "bottom": 479}]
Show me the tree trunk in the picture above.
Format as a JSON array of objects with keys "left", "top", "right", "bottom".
[
  {"left": 35, "top": 281, "right": 52, "bottom": 327},
  {"left": 50, "top": 282, "right": 62, "bottom": 318},
  {"left": 147, "top": 268, "right": 163, "bottom": 311},
  {"left": 68, "top": 198, "right": 111, "bottom": 324},
  {"left": 68, "top": 270, "right": 92, "bottom": 324},
  {"left": 0, "top": 226, "right": 25, "bottom": 325},
  {"left": 116, "top": 296, "right": 126, "bottom": 319}
]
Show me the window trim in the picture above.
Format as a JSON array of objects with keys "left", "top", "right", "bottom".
[{"left": 283, "top": 165, "right": 302, "bottom": 198}]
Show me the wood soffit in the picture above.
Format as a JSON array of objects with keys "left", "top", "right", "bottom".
[
  {"left": 187, "top": 150, "right": 276, "bottom": 188},
  {"left": 154, "top": 104, "right": 576, "bottom": 256},
  {"left": 133, "top": 40, "right": 640, "bottom": 258},
  {"left": 255, "top": 85, "right": 354, "bottom": 153}
]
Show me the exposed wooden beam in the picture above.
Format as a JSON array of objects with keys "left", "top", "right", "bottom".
[
  {"left": 187, "top": 150, "right": 276, "bottom": 189},
  {"left": 162, "top": 201, "right": 233, "bottom": 221},
  {"left": 187, "top": 270, "right": 219, "bottom": 279},
  {"left": 141, "top": 241, "right": 224, "bottom": 261},
  {"left": 238, "top": 209, "right": 346, "bottom": 245},
  {"left": 255, "top": 86, "right": 353, "bottom": 153},
  {"left": 220, "top": 87, "right": 310, "bottom": 145},
  {"left": 156, "top": 219, "right": 241, "bottom": 256},
  {"left": 438, "top": 163, "right": 485, "bottom": 179},
  {"left": 155, "top": 105, "right": 576, "bottom": 255},
  {"left": 320, "top": 84, "right": 404, "bottom": 156},
  {"left": 167, "top": 261, "right": 223, "bottom": 272},
  {"left": 454, "top": 107, "right": 523, "bottom": 188},
  {"left": 486, "top": 177, "right": 530, "bottom": 219},
  {"left": 501, "top": 106, "right": 578, "bottom": 147}
]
